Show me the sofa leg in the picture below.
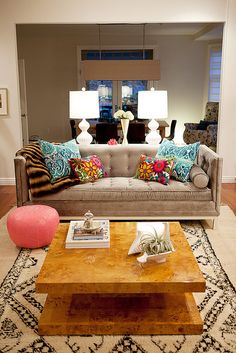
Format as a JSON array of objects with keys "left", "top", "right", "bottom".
[
  {"left": 210, "top": 218, "right": 218, "bottom": 230},
  {"left": 203, "top": 218, "right": 218, "bottom": 229}
]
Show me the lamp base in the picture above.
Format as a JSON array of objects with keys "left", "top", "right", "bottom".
[
  {"left": 76, "top": 118, "right": 93, "bottom": 145},
  {"left": 145, "top": 119, "right": 161, "bottom": 145}
]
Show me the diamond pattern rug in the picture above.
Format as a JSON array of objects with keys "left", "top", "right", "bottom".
[{"left": 0, "top": 221, "right": 235, "bottom": 353}]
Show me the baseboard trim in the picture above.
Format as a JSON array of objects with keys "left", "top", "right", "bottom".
[
  {"left": 222, "top": 176, "right": 236, "bottom": 183},
  {"left": 0, "top": 178, "right": 16, "bottom": 185}
]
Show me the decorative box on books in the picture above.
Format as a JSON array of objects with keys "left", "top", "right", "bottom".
[{"left": 65, "top": 220, "right": 110, "bottom": 249}]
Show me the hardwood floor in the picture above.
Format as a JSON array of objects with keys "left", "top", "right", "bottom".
[
  {"left": 0, "top": 185, "right": 16, "bottom": 219},
  {"left": 221, "top": 183, "right": 236, "bottom": 215},
  {"left": 0, "top": 184, "right": 235, "bottom": 218}
]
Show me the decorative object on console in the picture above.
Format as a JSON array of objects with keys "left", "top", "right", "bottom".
[
  {"left": 157, "top": 140, "right": 200, "bottom": 182},
  {"left": 114, "top": 109, "right": 134, "bottom": 145},
  {"left": 69, "top": 154, "right": 107, "bottom": 183},
  {"left": 107, "top": 138, "right": 118, "bottom": 145},
  {"left": 69, "top": 88, "right": 99, "bottom": 145},
  {"left": 121, "top": 119, "right": 129, "bottom": 145},
  {"left": 135, "top": 154, "right": 174, "bottom": 185},
  {"left": 138, "top": 88, "right": 168, "bottom": 145},
  {"left": 39, "top": 139, "right": 80, "bottom": 182}
]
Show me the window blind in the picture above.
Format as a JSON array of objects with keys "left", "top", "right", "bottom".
[{"left": 208, "top": 47, "right": 222, "bottom": 102}]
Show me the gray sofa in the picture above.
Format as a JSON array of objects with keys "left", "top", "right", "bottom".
[{"left": 14, "top": 144, "right": 222, "bottom": 222}]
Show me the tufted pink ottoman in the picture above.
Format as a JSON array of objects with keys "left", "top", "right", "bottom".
[{"left": 7, "top": 205, "right": 59, "bottom": 248}]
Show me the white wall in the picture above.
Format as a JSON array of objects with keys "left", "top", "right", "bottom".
[
  {"left": 17, "top": 29, "right": 208, "bottom": 143},
  {"left": 1, "top": 0, "right": 235, "bottom": 183},
  {"left": 17, "top": 33, "right": 78, "bottom": 142},
  {"left": 156, "top": 36, "right": 208, "bottom": 143},
  {"left": 218, "top": 0, "right": 236, "bottom": 182}
]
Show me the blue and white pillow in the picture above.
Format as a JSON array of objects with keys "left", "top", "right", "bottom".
[
  {"left": 156, "top": 140, "right": 200, "bottom": 182},
  {"left": 39, "top": 139, "right": 80, "bottom": 182}
]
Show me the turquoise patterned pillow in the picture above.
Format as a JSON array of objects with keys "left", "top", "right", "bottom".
[
  {"left": 156, "top": 140, "right": 200, "bottom": 182},
  {"left": 39, "top": 139, "right": 80, "bottom": 182}
]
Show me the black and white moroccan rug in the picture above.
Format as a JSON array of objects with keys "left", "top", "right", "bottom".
[{"left": 0, "top": 221, "right": 236, "bottom": 353}]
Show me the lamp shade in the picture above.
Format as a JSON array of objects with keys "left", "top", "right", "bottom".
[
  {"left": 138, "top": 90, "right": 168, "bottom": 120},
  {"left": 69, "top": 90, "right": 99, "bottom": 119}
]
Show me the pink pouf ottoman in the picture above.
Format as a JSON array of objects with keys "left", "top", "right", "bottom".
[{"left": 7, "top": 205, "right": 59, "bottom": 248}]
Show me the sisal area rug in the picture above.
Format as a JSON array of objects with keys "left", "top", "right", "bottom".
[{"left": 0, "top": 218, "right": 236, "bottom": 352}]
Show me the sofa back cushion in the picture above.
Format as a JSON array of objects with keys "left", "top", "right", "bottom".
[{"left": 79, "top": 145, "right": 158, "bottom": 177}]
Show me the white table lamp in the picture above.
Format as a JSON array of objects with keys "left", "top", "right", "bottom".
[
  {"left": 138, "top": 88, "right": 168, "bottom": 144},
  {"left": 69, "top": 88, "right": 99, "bottom": 145}
]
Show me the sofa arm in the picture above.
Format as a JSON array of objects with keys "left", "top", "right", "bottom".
[
  {"left": 14, "top": 156, "right": 30, "bottom": 206},
  {"left": 207, "top": 124, "right": 218, "bottom": 147},
  {"left": 197, "top": 145, "right": 223, "bottom": 214}
]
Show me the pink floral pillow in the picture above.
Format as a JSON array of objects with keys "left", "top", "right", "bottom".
[
  {"left": 135, "top": 154, "right": 174, "bottom": 185},
  {"left": 69, "top": 155, "right": 107, "bottom": 183}
]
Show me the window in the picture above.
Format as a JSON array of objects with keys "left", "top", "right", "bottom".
[
  {"left": 121, "top": 80, "right": 147, "bottom": 118},
  {"left": 208, "top": 46, "right": 222, "bottom": 102},
  {"left": 81, "top": 49, "right": 153, "bottom": 61},
  {"left": 86, "top": 80, "right": 113, "bottom": 120}
]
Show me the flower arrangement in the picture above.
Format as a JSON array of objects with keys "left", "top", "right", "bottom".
[
  {"left": 107, "top": 138, "right": 118, "bottom": 145},
  {"left": 114, "top": 109, "right": 134, "bottom": 121}
]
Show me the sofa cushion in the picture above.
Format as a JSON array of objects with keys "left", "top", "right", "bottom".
[
  {"left": 33, "top": 177, "right": 212, "bottom": 202},
  {"left": 135, "top": 154, "right": 174, "bottom": 185},
  {"left": 69, "top": 155, "right": 107, "bottom": 182},
  {"left": 156, "top": 140, "right": 200, "bottom": 182},
  {"left": 39, "top": 139, "right": 80, "bottom": 182}
]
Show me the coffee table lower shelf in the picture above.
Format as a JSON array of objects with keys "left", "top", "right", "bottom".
[{"left": 38, "top": 293, "right": 203, "bottom": 335}]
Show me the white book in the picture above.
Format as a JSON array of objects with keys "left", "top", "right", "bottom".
[
  {"left": 65, "top": 220, "right": 110, "bottom": 249},
  {"left": 65, "top": 243, "right": 110, "bottom": 249}
]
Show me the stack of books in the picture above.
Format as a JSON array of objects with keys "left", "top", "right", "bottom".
[{"left": 65, "top": 220, "right": 110, "bottom": 249}]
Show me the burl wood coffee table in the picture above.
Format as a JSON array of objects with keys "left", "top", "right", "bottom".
[{"left": 36, "top": 222, "right": 205, "bottom": 335}]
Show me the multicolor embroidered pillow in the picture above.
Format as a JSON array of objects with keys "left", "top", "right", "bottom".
[
  {"left": 69, "top": 155, "right": 107, "bottom": 183},
  {"left": 156, "top": 140, "right": 200, "bottom": 182},
  {"left": 135, "top": 154, "right": 174, "bottom": 185},
  {"left": 39, "top": 139, "right": 80, "bottom": 182}
]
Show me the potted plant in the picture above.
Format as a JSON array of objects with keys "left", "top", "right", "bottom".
[{"left": 137, "top": 223, "right": 174, "bottom": 263}]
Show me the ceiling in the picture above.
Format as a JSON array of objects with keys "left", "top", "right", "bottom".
[{"left": 17, "top": 23, "right": 224, "bottom": 42}]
